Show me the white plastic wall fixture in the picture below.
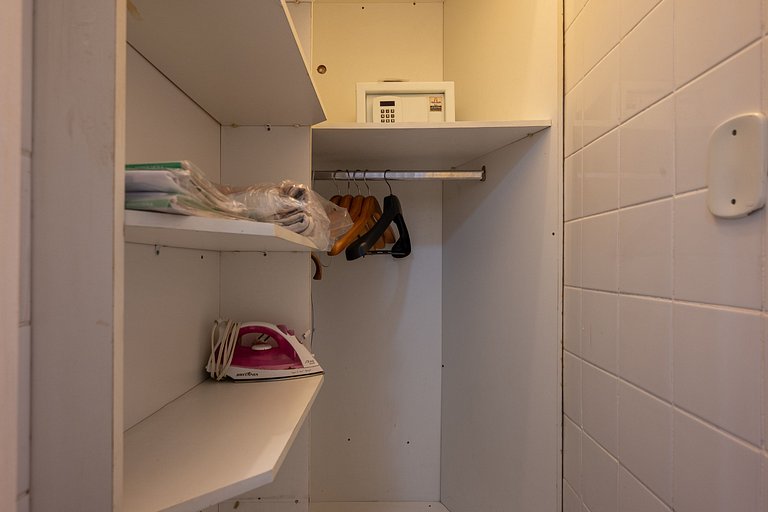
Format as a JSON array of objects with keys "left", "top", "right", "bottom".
[{"left": 707, "top": 113, "right": 768, "bottom": 218}]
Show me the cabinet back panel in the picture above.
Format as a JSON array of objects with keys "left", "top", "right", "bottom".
[
  {"left": 219, "top": 252, "right": 312, "bottom": 504},
  {"left": 126, "top": 46, "right": 221, "bottom": 180},
  {"left": 123, "top": 244, "right": 220, "bottom": 429},
  {"left": 221, "top": 125, "right": 311, "bottom": 186},
  {"left": 312, "top": 2, "right": 443, "bottom": 122},
  {"left": 219, "top": 252, "right": 312, "bottom": 337},
  {"left": 219, "top": 125, "right": 314, "bottom": 505},
  {"left": 124, "top": 42, "right": 225, "bottom": 429},
  {"left": 441, "top": 133, "right": 561, "bottom": 512},
  {"left": 310, "top": 182, "right": 442, "bottom": 501},
  {"left": 444, "top": 0, "right": 559, "bottom": 120}
]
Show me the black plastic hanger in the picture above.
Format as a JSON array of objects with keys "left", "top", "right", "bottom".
[{"left": 345, "top": 194, "right": 411, "bottom": 260}]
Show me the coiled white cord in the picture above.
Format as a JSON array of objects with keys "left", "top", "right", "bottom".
[{"left": 207, "top": 319, "right": 241, "bottom": 380}]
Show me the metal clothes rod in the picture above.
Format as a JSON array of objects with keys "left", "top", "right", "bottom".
[{"left": 313, "top": 168, "right": 486, "bottom": 182}]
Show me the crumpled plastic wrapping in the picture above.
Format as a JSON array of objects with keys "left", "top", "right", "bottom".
[
  {"left": 125, "top": 161, "right": 351, "bottom": 251},
  {"left": 219, "top": 181, "right": 352, "bottom": 251}
]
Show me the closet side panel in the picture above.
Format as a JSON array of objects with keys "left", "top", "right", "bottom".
[
  {"left": 441, "top": 133, "right": 561, "bottom": 512},
  {"left": 126, "top": 46, "right": 221, "bottom": 180},
  {"left": 124, "top": 46, "right": 222, "bottom": 428},
  {"left": 310, "top": 182, "right": 443, "bottom": 502},
  {"left": 123, "top": 245, "right": 220, "bottom": 429},
  {"left": 442, "top": 3, "right": 562, "bottom": 511},
  {"left": 218, "top": 126, "right": 314, "bottom": 509}
]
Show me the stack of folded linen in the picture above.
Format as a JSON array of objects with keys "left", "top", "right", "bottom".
[
  {"left": 125, "top": 161, "right": 341, "bottom": 250},
  {"left": 125, "top": 161, "right": 247, "bottom": 218}
]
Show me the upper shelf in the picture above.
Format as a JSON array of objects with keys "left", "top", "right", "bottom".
[
  {"left": 311, "top": 120, "right": 551, "bottom": 170},
  {"left": 127, "top": 0, "right": 325, "bottom": 126},
  {"left": 124, "top": 376, "right": 323, "bottom": 512},
  {"left": 124, "top": 210, "right": 322, "bottom": 252}
]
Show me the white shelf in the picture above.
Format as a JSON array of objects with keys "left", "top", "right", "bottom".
[
  {"left": 311, "top": 503, "right": 449, "bottom": 512},
  {"left": 124, "top": 375, "right": 324, "bottom": 512},
  {"left": 311, "top": 120, "right": 551, "bottom": 170},
  {"left": 124, "top": 210, "right": 322, "bottom": 252},
  {"left": 127, "top": 0, "right": 325, "bottom": 126}
]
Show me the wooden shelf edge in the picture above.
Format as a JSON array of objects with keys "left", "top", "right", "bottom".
[
  {"left": 124, "top": 210, "right": 322, "bottom": 252},
  {"left": 124, "top": 376, "right": 324, "bottom": 512}
]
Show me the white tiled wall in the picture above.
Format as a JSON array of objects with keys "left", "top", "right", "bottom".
[{"left": 564, "top": 0, "right": 768, "bottom": 510}]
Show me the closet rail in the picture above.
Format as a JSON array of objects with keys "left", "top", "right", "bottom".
[{"left": 313, "top": 168, "right": 485, "bottom": 182}]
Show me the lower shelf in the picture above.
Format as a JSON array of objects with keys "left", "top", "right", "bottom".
[
  {"left": 311, "top": 503, "right": 449, "bottom": 512},
  {"left": 124, "top": 375, "right": 324, "bottom": 512}
]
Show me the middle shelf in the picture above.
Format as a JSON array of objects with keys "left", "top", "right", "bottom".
[{"left": 124, "top": 210, "right": 322, "bottom": 252}]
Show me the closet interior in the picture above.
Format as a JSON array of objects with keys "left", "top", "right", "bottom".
[{"left": 39, "top": 1, "right": 561, "bottom": 511}]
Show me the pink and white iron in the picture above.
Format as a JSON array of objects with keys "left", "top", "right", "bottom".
[{"left": 206, "top": 320, "right": 323, "bottom": 381}]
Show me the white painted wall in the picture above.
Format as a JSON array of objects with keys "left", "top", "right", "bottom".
[
  {"left": 440, "top": 2, "right": 562, "bottom": 511},
  {"left": 441, "top": 132, "right": 561, "bottom": 512},
  {"left": 1, "top": 0, "right": 23, "bottom": 510},
  {"left": 311, "top": 181, "right": 444, "bottom": 502},
  {"left": 308, "top": 2, "right": 444, "bottom": 503},
  {"left": 124, "top": 45, "right": 223, "bottom": 429},
  {"left": 564, "top": 1, "right": 768, "bottom": 511}
]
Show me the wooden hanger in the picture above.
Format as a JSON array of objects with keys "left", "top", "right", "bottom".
[
  {"left": 339, "top": 193, "right": 353, "bottom": 211},
  {"left": 359, "top": 174, "right": 394, "bottom": 247},
  {"left": 327, "top": 196, "right": 377, "bottom": 256},
  {"left": 311, "top": 253, "right": 323, "bottom": 280},
  {"left": 346, "top": 193, "right": 410, "bottom": 260},
  {"left": 361, "top": 196, "right": 385, "bottom": 250},
  {"left": 326, "top": 172, "right": 395, "bottom": 254},
  {"left": 370, "top": 196, "right": 396, "bottom": 245},
  {"left": 348, "top": 194, "right": 365, "bottom": 220}
]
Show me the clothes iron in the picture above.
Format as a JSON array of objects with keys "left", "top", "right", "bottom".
[{"left": 206, "top": 320, "right": 323, "bottom": 381}]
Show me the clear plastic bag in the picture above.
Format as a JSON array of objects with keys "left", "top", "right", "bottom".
[
  {"left": 221, "top": 180, "right": 352, "bottom": 251},
  {"left": 125, "top": 162, "right": 351, "bottom": 250}
]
